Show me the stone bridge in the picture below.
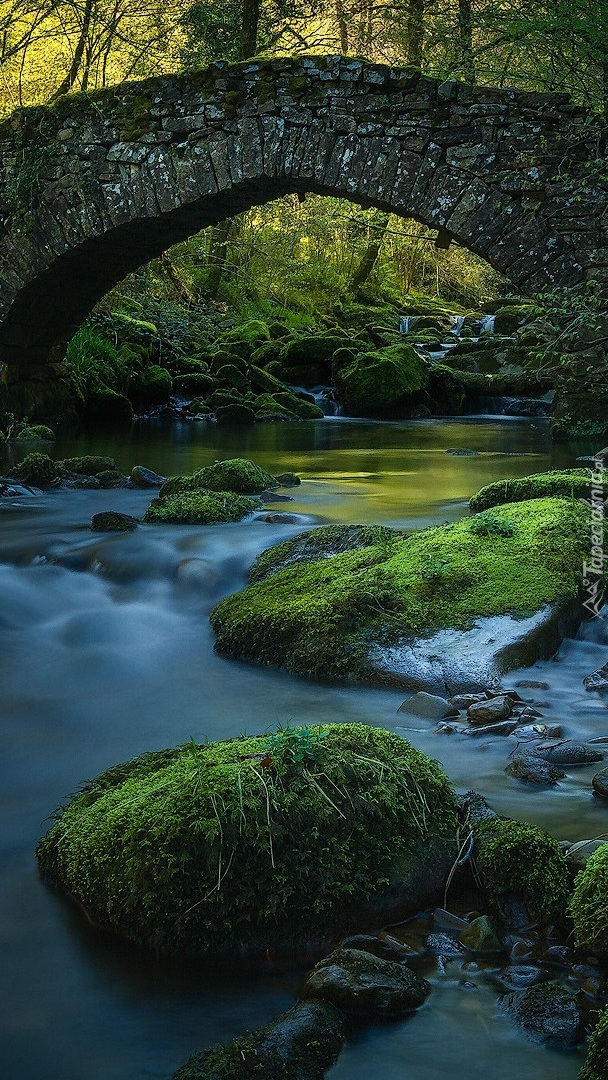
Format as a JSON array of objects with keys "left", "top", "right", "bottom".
[{"left": 1, "top": 54, "right": 607, "bottom": 376}]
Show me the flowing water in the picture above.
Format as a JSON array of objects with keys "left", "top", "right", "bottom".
[{"left": 1, "top": 415, "right": 605, "bottom": 1080}]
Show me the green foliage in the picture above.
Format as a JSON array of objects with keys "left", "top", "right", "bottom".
[
  {"left": 12, "top": 452, "right": 58, "bottom": 486},
  {"left": 65, "top": 326, "right": 132, "bottom": 398},
  {"left": 263, "top": 725, "right": 329, "bottom": 775},
  {"left": 570, "top": 843, "right": 608, "bottom": 958},
  {"left": 13, "top": 424, "right": 55, "bottom": 441},
  {"left": 36, "top": 724, "right": 457, "bottom": 955},
  {"left": 211, "top": 497, "right": 593, "bottom": 684},
  {"left": 144, "top": 490, "right": 258, "bottom": 524},
  {"left": 474, "top": 817, "right": 571, "bottom": 924},
  {"left": 469, "top": 469, "right": 593, "bottom": 512},
  {"left": 466, "top": 511, "right": 515, "bottom": 538},
  {"left": 580, "top": 1006, "right": 608, "bottom": 1080}
]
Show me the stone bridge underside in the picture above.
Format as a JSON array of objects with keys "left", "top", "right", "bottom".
[{"left": 1, "top": 54, "right": 608, "bottom": 369}]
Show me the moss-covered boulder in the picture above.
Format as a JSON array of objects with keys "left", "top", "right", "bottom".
[
  {"left": 210, "top": 497, "right": 593, "bottom": 691},
  {"left": 300, "top": 947, "right": 431, "bottom": 1017},
  {"left": 473, "top": 817, "right": 571, "bottom": 927},
  {"left": 571, "top": 844, "right": 608, "bottom": 961},
  {"left": 201, "top": 458, "right": 278, "bottom": 494},
  {"left": 13, "top": 424, "right": 55, "bottom": 441},
  {"left": 272, "top": 392, "right": 323, "bottom": 420},
  {"left": 91, "top": 511, "right": 139, "bottom": 532},
  {"left": 129, "top": 365, "right": 172, "bottom": 406},
  {"left": 250, "top": 524, "right": 402, "bottom": 583},
  {"left": 36, "top": 724, "right": 458, "bottom": 962},
  {"left": 493, "top": 303, "right": 538, "bottom": 335},
  {"left": 144, "top": 490, "right": 258, "bottom": 525},
  {"left": 332, "top": 344, "right": 429, "bottom": 417},
  {"left": 216, "top": 320, "right": 270, "bottom": 359},
  {"left": 82, "top": 389, "right": 133, "bottom": 427},
  {"left": 173, "top": 1001, "right": 345, "bottom": 1080},
  {"left": 552, "top": 387, "right": 608, "bottom": 443},
  {"left": 216, "top": 403, "right": 256, "bottom": 425},
  {"left": 173, "top": 373, "right": 215, "bottom": 397},
  {"left": 12, "top": 452, "right": 58, "bottom": 487},
  {"left": 57, "top": 456, "right": 117, "bottom": 475},
  {"left": 469, "top": 469, "right": 592, "bottom": 512},
  {"left": 580, "top": 1006, "right": 608, "bottom": 1080}
]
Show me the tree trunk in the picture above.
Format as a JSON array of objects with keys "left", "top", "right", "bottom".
[
  {"left": 406, "top": 0, "right": 425, "bottom": 69},
  {"left": 336, "top": 0, "right": 349, "bottom": 53},
  {"left": 351, "top": 212, "right": 390, "bottom": 291},
  {"left": 160, "top": 253, "right": 195, "bottom": 306},
  {"left": 240, "top": 0, "right": 260, "bottom": 59},
  {"left": 205, "top": 219, "right": 234, "bottom": 299},
  {"left": 51, "top": 0, "right": 94, "bottom": 99},
  {"left": 458, "top": 0, "right": 475, "bottom": 83}
]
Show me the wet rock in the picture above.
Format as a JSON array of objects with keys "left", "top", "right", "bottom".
[
  {"left": 459, "top": 916, "right": 503, "bottom": 955},
  {"left": 534, "top": 743, "right": 604, "bottom": 765},
  {"left": 505, "top": 752, "right": 565, "bottom": 786},
  {"left": 397, "top": 691, "right": 460, "bottom": 720},
  {"left": 466, "top": 720, "right": 518, "bottom": 737},
  {"left": 450, "top": 692, "right": 488, "bottom": 709},
  {"left": 300, "top": 947, "right": 431, "bottom": 1018},
  {"left": 500, "top": 965, "right": 548, "bottom": 990},
  {"left": 566, "top": 840, "right": 608, "bottom": 873},
  {"left": 340, "top": 933, "right": 410, "bottom": 962},
  {"left": 426, "top": 932, "right": 463, "bottom": 957},
  {"left": 584, "top": 663, "right": 608, "bottom": 692},
  {"left": 172, "top": 1000, "right": 345, "bottom": 1080},
  {"left": 433, "top": 909, "right": 469, "bottom": 934},
  {"left": 501, "top": 983, "right": 582, "bottom": 1046},
  {"left": 459, "top": 791, "right": 499, "bottom": 822},
  {"left": 515, "top": 680, "right": 550, "bottom": 690},
  {"left": 275, "top": 472, "right": 301, "bottom": 486},
  {"left": 0, "top": 480, "right": 40, "bottom": 497},
  {"left": 515, "top": 706, "right": 544, "bottom": 720},
  {"left": 130, "top": 465, "right": 166, "bottom": 488},
  {"left": 261, "top": 513, "right": 300, "bottom": 524},
  {"left": 592, "top": 770, "right": 608, "bottom": 801},
  {"left": 468, "top": 695, "right": 512, "bottom": 725},
  {"left": 445, "top": 448, "right": 478, "bottom": 455},
  {"left": 91, "top": 512, "right": 139, "bottom": 532}
]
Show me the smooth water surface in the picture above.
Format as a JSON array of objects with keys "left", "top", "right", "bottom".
[{"left": 0, "top": 417, "right": 604, "bottom": 1080}]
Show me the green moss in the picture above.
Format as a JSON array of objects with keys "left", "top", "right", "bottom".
[
  {"left": 253, "top": 394, "right": 295, "bottom": 421},
  {"left": 469, "top": 469, "right": 593, "bottom": 512},
  {"left": 272, "top": 393, "right": 323, "bottom": 420},
  {"left": 217, "top": 321, "right": 270, "bottom": 359},
  {"left": 570, "top": 844, "right": 608, "bottom": 959},
  {"left": 250, "top": 524, "right": 402, "bottom": 583},
  {"left": 473, "top": 817, "right": 570, "bottom": 924},
  {"left": 282, "top": 335, "right": 347, "bottom": 368},
  {"left": 215, "top": 363, "right": 250, "bottom": 389},
  {"left": 173, "top": 373, "right": 215, "bottom": 397},
  {"left": 580, "top": 1006, "right": 608, "bottom": 1080},
  {"left": 128, "top": 365, "right": 172, "bottom": 405},
  {"left": 58, "top": 456, "right": 117, "bottom": 475},
  {"left": 200, "top": 458, "right": 277, "bottom": 493},
  {"left": 36, "top": 723, "right": 457, "bottom": 956},
  {"left": 210, "top": 497, "right": 592, "bottom": 683},
  {"left": 332, "top": 344, "right": 429, "bottom": 417},
  {"left": 14, "top": 424, "right": 55, "bottom": 441},
  {"left": 12, "top": 452, "right": 58, "bottom": 487},
  {"left": 144, "top": 490, "right": 258, "bottom": 525}
]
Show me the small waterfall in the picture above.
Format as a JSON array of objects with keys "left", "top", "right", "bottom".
[
  {"left": 399, "top": 315, "right": 411, "bottom": 334},
  {"left": 480, "top": 314, "right": 495, "bottom": 334},
  {"left": 450, "top": 315, "right": 465, "bottom": 336}
]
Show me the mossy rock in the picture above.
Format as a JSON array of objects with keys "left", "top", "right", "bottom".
[
  {"left": 250, "top": 341, "right": 285, "bottom": 368},
  {"left": 281, "top": 335, "right": 347, "bottom": 369},
  {"left": 13, "top": 424, "right": 55, "bottom": 441},
  {"left": 144, "top": 490, "right": 258, "bottom": 525},
  {"left": 250, "top": 524, "right": 402, "bottom": 584},
  {"left": 82, "top": 390, "right": 133, "bottom": 427},
  {"left": 209, "top": 388, "right": 243, "bottom": 411},
  {"left": 129, "top": 365, "right": 172, "bottom": 406},
  {"left": 96, "top": 470, "right": 128, "bottom": 489},
  {"left": 551, "top": 388, "right": 608, "bottom": 443},
  {"left": 426, "top": 366, "right": 466, "bottom": 414},
  {"left": 217, "top": 320, "right": 270, "bottom": 359},
  {"left": 57, "top": 456, "right": 117, "bottom": 475},
  {"left": 580, "top": 1006, "right": 608, "bottom": 1080},
  {"left": 91, "top": 511, "right": 138, "bottom": 532},
  {"left": 332, "top": 344, "right": 429, "bottom": 417},
  {"left": 173, "top": 373, "right": 215, "bottom": 397},
  {"left": 12, "top": 452, "right": 58, "bottom": 487},
  {"left": 493, "top": 304, "right": 539, "bottom": 335},
  {"left": 210, "top": 497, "right": 593, "bottom": 689},
  {"left": 209, "top": 352, "right": 248, "bottom": 376},
  {"left": 272, "top": 393, "right": 323, "bottom": 420},
  {"left": 173, "top": 1001, "right": 345, "bottom": 1080},
  {"left": 216, "top": 403, "right": 256, "bottom": 426},
  {"left": 36, "top": 724, "right": 458, "bottom": 962},
  {"left": 473, "top": 817, "right": 571, "bottom": 926},
  {"left": 215, "top": 363, "right": 250, "bottom": 390},
  {"left": 248, "top": 364, "right": 289, "bottom": 395},
  {"left": 253, "top": 393, "right": 297, "bottom": 421},
  {"left": 450, "top": 370, "right": 550, "bottom": 398},
  {"left": 570, "top": 844, "right": 608, "bottom": 961},
  {"left": 199, "top": 458, "right": 277, "bottom": 494},
  {"left": 469, "top": 469, "right": 592, "bottom": 512}
]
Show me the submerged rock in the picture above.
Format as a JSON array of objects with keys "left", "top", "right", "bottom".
[
  {"left": 534, "top": 743, "right": 604, "bottom": 765},
  {"left": 173, "top": 1000, "right": 345, "bottom": 1080},
  {"left": 36, "top": 724, "right": 458, "bottom": 963},
  {"left": 501, "top": 983, "right": 581, "bottom": 1046},
  {"left": 467, "top": 696, "right": 512, "bottom": 725},
  {"left": 300, "top": 947, "right": 431, "bottom": 1017},
  {"left": 211, "top": 498, "right": 591, "bottom": 692},
  {"left": 397, "top": 691, "right": 459, "bottom": 720},
  {"left": 130, "top": 465, "right": 166, "bottom": 488},
  {"left": 505, "top": 752, "right": 566, "bottom": 786},
  {"left": 91, "top": 512, "right": 139, "bottom": 532}
]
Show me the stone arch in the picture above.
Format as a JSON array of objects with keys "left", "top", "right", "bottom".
[{"left": 0, "top": 55, "right": 606, "bottom": 369}]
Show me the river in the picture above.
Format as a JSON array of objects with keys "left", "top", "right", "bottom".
[{"left": 1, "top": 414, "right": 605, "bottom": 1080}]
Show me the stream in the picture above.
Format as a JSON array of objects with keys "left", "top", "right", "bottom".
[{"left": 1, "top": 414, "right": 606, "bottom": 1080}]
